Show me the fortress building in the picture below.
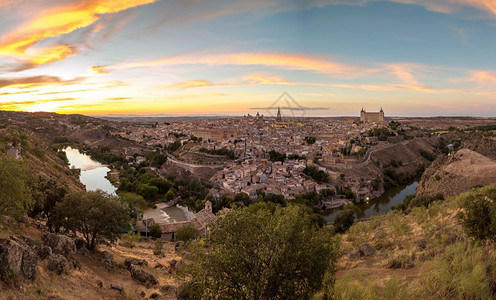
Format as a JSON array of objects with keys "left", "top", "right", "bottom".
[{"left": 360, "top": 108, "right": 384, "bottom": 123}]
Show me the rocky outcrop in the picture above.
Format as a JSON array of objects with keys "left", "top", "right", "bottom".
[
  {"left": 359, "top": 243, "right": 376, "bottom": 256},
  {"left": 0, "top": 236, "right": 38, "bottom": 279},
  {"left": 129, "top": 264, "right": 158, "bottom": 286},
  {"left": 124, "top": 258, "right": 148, "bottom": 269},
  {"left": 99, "top": 251, "right": 116, "bottom": 271},
  {"left": 42, "top": 233, "right": 76, "bottom": 257},
  {"left": 47, "top": 254, "right": 71, "bottom": 274},
  {"left": 416, "top": 149, "right": 496, "bottom": 198}
]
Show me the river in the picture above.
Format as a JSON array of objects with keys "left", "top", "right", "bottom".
[
  {"left": 324, "top": 181, "right": 419, "bottom": 223},
  {"left": 63, "top": 147, "right": 117, "bottom": 195}
]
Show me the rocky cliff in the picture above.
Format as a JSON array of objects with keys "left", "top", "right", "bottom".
[{"left": 416, "top": 149, "right": 496, "bottom": 197}]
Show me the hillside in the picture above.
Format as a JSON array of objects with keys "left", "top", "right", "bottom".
[
  {"left": 416, "top": 149, "right": 496, "bottom": 198},
  {"left": 0, "top": 219, "right": 181, "bottom": 299},
  {"left": 335, "top": 184, "right": 496, "bottom": 299}
]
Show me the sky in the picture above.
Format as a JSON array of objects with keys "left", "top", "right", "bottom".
[{"left": 0, "top": 0, "right": 496, "bottom": 117}]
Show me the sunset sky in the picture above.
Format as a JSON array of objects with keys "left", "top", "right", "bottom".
[{"left": 1, "top": 0, "right": 496, "bottom": 116}]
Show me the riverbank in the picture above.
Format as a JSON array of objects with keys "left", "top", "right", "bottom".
[{"left": 324, "top": 180, "right": 418, "bottom": 223}]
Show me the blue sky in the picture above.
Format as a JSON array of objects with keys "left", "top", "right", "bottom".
[{"left": 0, "top": 0, "right": 495, "bottom": 116}]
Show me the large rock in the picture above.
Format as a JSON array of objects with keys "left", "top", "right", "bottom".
[
  {"left": 0, "top": 236, "right": 38, "bottom": 279},
  {"left": 37, "top": 245, "right": 52, "bottom": 260},
  {"left": 124, "top": 258, "right": 148, "bottom": 269},
  {"left": 358, "top": 243, "right": 376, "bottom": 256},
  {"left": 416, "top": 149, "right": 496, "bottom": 198},
  {"left": 47, "top": 254, "right": 71, "bottom": 275},
  {"left": 129, "top": 264, "right": 158, "bottom": 286},
  {"left": 99, "top": 251, "right": 116, "bottom": 271},
  {"left": 74, "top": 238, "right": 86, "bottom": 250},
  {"left": 42, "top": 233, "right": 76, "bottom": 257}
]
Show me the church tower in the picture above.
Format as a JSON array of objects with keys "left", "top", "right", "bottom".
[{"left": 276, "top": 107, "right": 282, "bottom": 122}]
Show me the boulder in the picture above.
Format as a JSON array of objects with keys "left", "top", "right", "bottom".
[
  {"left": 160, "top": 284, "right": 177, "bottom": 295},
  {"left": 42, "top": 233, "right": 76, "bottom": 257},
  {"left": 99, "top": 251, "right": 116, "bottom": 271},
  {"left": 37, "top": 245, "right": 52, "bottom": 260},
  {"left": 124, "top": 257, "right": 148, "bottom": 269},
  {"left": 47, "top": 254, "right": 71, "bottom": 275},
  {"left": 154, "top": 263, "right": 164, "bottom": 269},
  {"left": 347, "top": 250, "right": 362, "bottom": 259},
  {"left": 168, "top": 259, "right": 178, "bottom": 267},
  {"left": 0, "top": 236, "right": 38, "bottom": 279},
  {"left": 110, "top": 284, "right": 124, "bottom": 293},
  {"left": 181, "top": 251, "right": 191, "bottom": 259},
  {"left": 358, "top": 243, "right": 376, "bottom": 256},
  {"left": 175, "top": 241, "right": 183, "bottom": 251},
  {"left": 129, "top": 264, "right": 158, "bottom": 286}
]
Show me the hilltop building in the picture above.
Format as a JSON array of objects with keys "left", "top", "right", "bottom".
[{"left": 360, "top": 108, "right": 384, "bottom": 123}]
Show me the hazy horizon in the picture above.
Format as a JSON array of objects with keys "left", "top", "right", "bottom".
[{"left": 1, "top": 1, "right": 496, "bottom": 116}]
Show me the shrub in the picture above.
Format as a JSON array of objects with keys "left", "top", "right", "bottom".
[
  {"left": 149, "top": 223, "right": 162, "bottom": 239},
  {"left": 175, "top": 225, "right": 200, "bottom": 242},
  {"left": 333, "top": 209, "right": 355, "bottom": 233}
]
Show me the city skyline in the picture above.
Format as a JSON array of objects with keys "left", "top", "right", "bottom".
[{"left": 1, "top": 0, "right": 496, "bottom": 116}]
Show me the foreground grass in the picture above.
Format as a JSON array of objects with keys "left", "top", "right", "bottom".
[{"left": 335, "top": 185, "right": 496, "bottom": 299}]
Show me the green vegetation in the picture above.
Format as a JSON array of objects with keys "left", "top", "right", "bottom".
[
  {"left": 368, "top": 127, "right": 392, "bottom": 141},
  {"left": 287, "top": 153, "right": 306, "bottom": 160},
  {"left": 54, "top": 190, "right": 130, "bottom": 250},
  {"left": 149, "top": 223, "right": 162, "bottom": 239},
  {"left": 180, "top": 204, "right": 338, "bottom": 299},
  {"left": 333, "top": 209, "right": 355, "bottom": 233},
  {"left": 175, "top": 224, "right": 200, "bottom": 242},
  {"left": 29, "top": 176, "right": 68, "bottom": 231},
  {"left": 305, "top": 136, "right": 317, "bottom": 145},
  {"left": 336, "top": 185, "right": 496, "bottom": 299},
  {"left": 198, "top": 147, "right": 235, "bottom": 159},
  {"left": 268, "top": 149, "right": 286, "bottom": 162},
  {"left": 303, "top": 165, "right": 329, "bottom": 183},
  {"left": 0, "top": 153, "right": 33, "bottom": 220},
  {"left": 460, "top": 186, "right": 496, "bottom": 243}
]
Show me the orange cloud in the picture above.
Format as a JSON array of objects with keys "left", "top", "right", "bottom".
[
  {"left": 90, "top": 65, "right": 110, "bottom": 75},
  {"left": 245, "top": 74, "right": 291, "bottom": 85},
  {"left": 332, "top": 83, "right": 464, "bottom": 93},
  {"left": 0, "top": 75, "right": 83, "bottom": 89},
  {"left": 166, "top": 80, "right": 213, "bottom": 89},
  {"left": 117, "top": 52, "right": 376, "bottom": 77},
  {"left": 0, "top": 0, "right": 156, "bottom": 69},
  {"left": 472, "top": 71, "right": 496, "bottom": 83}
]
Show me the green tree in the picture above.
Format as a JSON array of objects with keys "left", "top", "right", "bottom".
[
  {"left": 333, "top": 208, "right": 355, "bottom": 233},
  {"left": 181, "top": 204, "right": 338, "bottom": 299},
  {"left": 165, "top": 189, "right": 176, "bottom": 201},
  {"left": 175, "top": 224, "right": 200, "bottom": 242},
  {"left": 0, "top": 154, "right": 33, "bottom": 220},
  {"left": 149, "top": 223, "right": 162, "bottom": 239},
  {"left": 29, "top": 176, "right": 68, "bottom": 232},
  {"left": 461, "top": 187, "right": 496, "bottom": 243},
  {"left": 54, "top": 190, "right": 130, "bottom": 250}
]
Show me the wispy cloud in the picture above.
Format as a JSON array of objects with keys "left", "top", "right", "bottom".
[
  {"left": 117, "top": 52, "right": 377, "bottom": 78},
  {"left": 250, "top": 106, "right": 329, "bottom": 111},
  {"left": 0, "top": 0, "right": 156, "bottom": 70},
  {"left": 0, "top": 75, "right": 83, "bottom": 89},
  {"left": 166, "top": 80, "right": 213, "bottom": 89}
]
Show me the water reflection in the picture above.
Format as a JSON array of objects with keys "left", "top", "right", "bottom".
[
  {"left": 143, "top": 203, "right": 195, "bottom": 223},
  {"left": 63, "top": 147, "right": 117, "bottom": 195},
  {"left": 324, "top": 181, "right": 418, "bottom": 223}
]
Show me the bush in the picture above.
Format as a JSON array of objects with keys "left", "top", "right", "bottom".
[
  {"left": 182, "top": 204, "right": 338, "bottom": 299},
  {"left": 149, "top": 223, "right": 162, "bottom": 239},
  {"left": 175, "top": 225, "right": 200, "bottom": 242},
  {"left": 333, "top": 209, "right": 355, "bottom": 233}
]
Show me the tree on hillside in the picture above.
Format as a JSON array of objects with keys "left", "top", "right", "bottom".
[
  {"left": 54, "top": 190, "right": 130, "bottom": 250},
  {"left": 29, "top": 176, "right": 68, "bottom": 232},
  {"left": 0, "top": 153, "right": 33, "bottom": 220},
  {"left": 333, "top": 208, "right": 355, "bottom": 233},
  {"left": 180, "top": 204, "right": 338, "bottom": 299}
]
